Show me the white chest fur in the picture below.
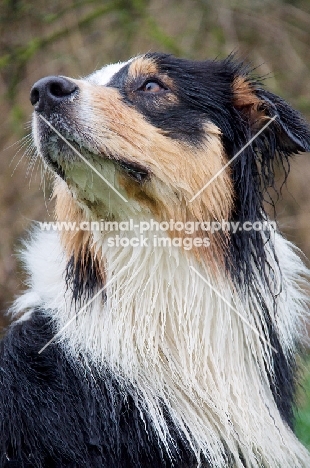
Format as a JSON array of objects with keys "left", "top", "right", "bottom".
[{"left": 13, "top": 228, "right": 310, "bottom": 467}]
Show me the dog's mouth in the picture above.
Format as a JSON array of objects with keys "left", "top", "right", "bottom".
[
  {"left": 117, "top": 160, "right": 150, "bottom": 183},
  {"left": 35, "top": 116, "right": 150, "bottom": 184}
]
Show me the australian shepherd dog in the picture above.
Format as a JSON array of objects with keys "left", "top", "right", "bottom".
[{"left": 1, "top": 53, "right": 310, "bottom": 467}]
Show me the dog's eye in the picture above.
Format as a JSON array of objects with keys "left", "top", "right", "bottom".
[{"left": 139, "top": 80, "right": 166, "bottom": 93}]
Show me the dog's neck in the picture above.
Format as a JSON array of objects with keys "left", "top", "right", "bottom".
[
  {"left": 12, "top": 176, "right": 308, "bottom": 467},
  {"left": 12, "top": 214, "right": 309, "bottom": 466}
]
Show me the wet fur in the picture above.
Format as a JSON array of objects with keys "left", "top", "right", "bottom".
[{"left": 1, "top": 53, "right": 310, "bottom": 467}]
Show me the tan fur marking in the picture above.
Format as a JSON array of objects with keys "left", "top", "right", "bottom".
[
  {"left": 233, "top": 76, "right": 261, "bottom": 108},
  {"left": 233, "top": 76, "right": 267, "bottom": 127},
  {"left": 128, "top": 56, "right": 159, "bottom": 79},
  {"left": 54, "top": 179, "right": 105, "bottom": 284}
]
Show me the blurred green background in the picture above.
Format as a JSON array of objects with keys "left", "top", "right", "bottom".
[{"left": 0, "top": 0, "right": 309, "bottom": 448}]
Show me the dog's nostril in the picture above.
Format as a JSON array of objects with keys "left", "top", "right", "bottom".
[
  {"left": 30, "top": 88, "right": 40, "bottom": 106},
  {"left": 30, "top": 76, "right": 78, "bottom": 111},
  {"left": 50, "top": 82, "right": 67, "bottom": 98},
  {"left": 48, "top": 78, "right": 77, "bottom": 98}
]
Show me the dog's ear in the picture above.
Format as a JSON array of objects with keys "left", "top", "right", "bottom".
[
  {"left": 257, "top": 89, "right": 310, "bottom": 154},
  {"left": 232, "top": 75, "right": 310, "bottom": 156},
  {"left": 226, "top": 74, "right": 310, "bottom": 289}
]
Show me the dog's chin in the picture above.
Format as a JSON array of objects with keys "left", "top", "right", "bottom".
[
  {"left": 39, "top": 138, "right": 150, "bottom": 185},
  {"left": 38, "top": 139, "right": 86, "bottom": 179}
]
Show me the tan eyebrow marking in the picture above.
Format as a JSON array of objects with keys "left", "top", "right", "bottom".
[
  {"left": 128, "top": 55, "right": 176, "bottom": 93},
  {"left": 128, "top": 56, "right": 159, "bottom": 79}
]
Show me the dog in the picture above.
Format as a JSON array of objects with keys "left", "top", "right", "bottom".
[{"left": 1, "top": 52, "right": 310, "bottom": 467}]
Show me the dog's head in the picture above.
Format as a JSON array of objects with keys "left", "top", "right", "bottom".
[{"left": 30, "top": 53, "right": 310, "bottom": 285}]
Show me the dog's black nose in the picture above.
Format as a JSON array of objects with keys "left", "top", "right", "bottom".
[{"left": 30, "top": 76, "right": 78, "bottom": 112}]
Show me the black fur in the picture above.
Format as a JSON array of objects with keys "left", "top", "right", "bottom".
[
  {"left": 0, "top": 311, "right": 209, "bottom": 468},
  {"left": 65, "top": 249, "right": 104, "bottom": 302}
]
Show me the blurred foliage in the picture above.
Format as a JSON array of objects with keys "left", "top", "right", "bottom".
[
  {"left": 295, "top": 354, "right": 310, "bottom": 449},
  {"left": 0, "top": 0, "right": 310, "bottom": 446}
]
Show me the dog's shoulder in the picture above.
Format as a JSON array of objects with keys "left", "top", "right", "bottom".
[{"left": 0, "top": 311, "right": 198, "bottom": 468}]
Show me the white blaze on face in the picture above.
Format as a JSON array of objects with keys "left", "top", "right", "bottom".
[{"left": 86, "top": 60, "right": 131, "bottom": 86}]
